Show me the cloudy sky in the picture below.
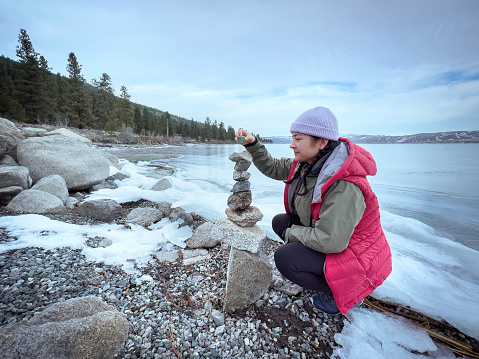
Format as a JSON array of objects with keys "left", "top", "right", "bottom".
[{"left": 1, "top": 0, "right": 478, "bottom": 136}]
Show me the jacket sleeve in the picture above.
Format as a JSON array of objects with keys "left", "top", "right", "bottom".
[
  {"left": 244, "top": 138, "right": 293, "bottom": 181},
  {"left": 285, "top": 180, "right": 366, "bottom": 253}
]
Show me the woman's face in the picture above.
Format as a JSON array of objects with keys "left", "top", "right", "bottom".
[{"left": 290, "top": 132, "right": 328, "bottom": 163}]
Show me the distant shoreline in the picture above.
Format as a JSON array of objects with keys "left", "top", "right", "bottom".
[{"left": 264, "top": 130, "right": 479, "bottom": 144}]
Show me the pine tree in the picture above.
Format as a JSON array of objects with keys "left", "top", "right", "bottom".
[
  {"left": 14, "top": 29, "right": 53, "bottom": 122},
  {"left": 0, "top": 56, "right": 25, "bottom": 121},
  {"left": 227, "top": 126, "right": 236, "bottom": 141},
  {"left": 218, "top": 121, "right": 227, "bottom": 141},
  {"left": 133, "top": 105, "right": 143, "bottom": 133},
  {"left": 142, "top": 108, "right": 153, "bottom": 135},
  {"left": 190, "top": 119, "right": 199, "bottom": 140},
  {"left": 91, "top": 73, "right": 115, "bottom": 129},
  {"left": 112, "top": 85, "right": 134, "bottom": 130},
  {"left": 212, "top": 119, "right": 219, "bottom": 140},
  {"left": 65, "top": 53, "right": 94, "bottom": 128},
  {"left": 202, "top": 117, "right": 212, "bottom": 141},
  {"left": 66, "top": 52, "right": 84, "bottom": 85}
]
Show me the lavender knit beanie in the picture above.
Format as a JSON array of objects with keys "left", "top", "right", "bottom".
[{"left": 290, "top": 106, "right": 339, "bottom": 141}]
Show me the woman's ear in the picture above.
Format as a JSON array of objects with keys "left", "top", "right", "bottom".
[{"left": 318, "top": 138, "right": 329, "bottom": 150}]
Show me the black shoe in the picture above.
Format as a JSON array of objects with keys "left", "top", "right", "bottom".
[{"left": 311, "top": 292, "right": 340, "bottom": 315}]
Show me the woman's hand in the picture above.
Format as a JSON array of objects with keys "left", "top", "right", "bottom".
[{"left": 235, "top": 128, "right": 256, "bottom": 145}]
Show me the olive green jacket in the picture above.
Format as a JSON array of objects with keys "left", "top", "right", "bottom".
[{"left": 244, "top": 139, "right": 366, "bottom": 253}]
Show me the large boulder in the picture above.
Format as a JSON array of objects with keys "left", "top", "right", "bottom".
[
  {"left": 17, "top": 135, "right": 110, "bottom": 190},
  {"left": 77, "top": 199, "right": 123, "bottom": 222},
  {"left": 31, "top": 174, "right": 69, "bottom": 204},
  {"left": 6, "top": 189, "right": 66, "bottom": 214},
  {"left": 0, "top": 117, "right": 24, "bottom": 159},
  {"left": 0, "top": 296, "right": 128, "bottom": 359},
  {"left": 45, "top": 127, "right": 93, "bottom": 146},
  {"left": 223, "top": 248, "right": 272, "bottom": 312},
  {"left": 0, "top": 165, "right": 32, "bottom": 189}
]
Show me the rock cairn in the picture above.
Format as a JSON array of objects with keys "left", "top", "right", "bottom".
[{"left": 211, "top": 150, "right": 272, "bottom": 312}]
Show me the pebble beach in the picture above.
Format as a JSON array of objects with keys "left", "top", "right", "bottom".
[{"left": 0, "top": 204, "right": 344, "bottom": 359}]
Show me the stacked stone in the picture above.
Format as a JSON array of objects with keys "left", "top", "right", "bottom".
[
  {"left": 210, "top": 150, "right": 272, "bottom": 312},
  {"left": 225, "top": 151, "right": 264, "bottom": 227}
]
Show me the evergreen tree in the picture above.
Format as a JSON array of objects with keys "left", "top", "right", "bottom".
[
  {"left": 202, "top": 117, "right": 212, "bottom": 141},
  {"left": 14, "top": 29, "right": 53, "bottom": 122},
  {"left": 91, "top": 73, "right": 115, "bottom": 129},
  {"left": 227, "top": 125, "right": 236, "bottom": 141},
  {"left": 142, "top": 108, "right": 153, "bottom": 135},
  {"left": 218, "top": 121, "right": 227, "bottom": 141},
  {"left": 112, "top": 85, "right": 134, "bottom": 130},
  {"left": 211, "top": 119, "right": 219, "bottom": 140},
  {"left": 133, "top": 105, "right": 143, "bottom": 133},
  {"left": 54, "top": 73, "right": 69, "bottom": 117},
  {"left": 190, "top": 119, "right": 200, "bottom": 140},
  {"left": 65, "top": 53, "right": 94, "bottom": 128},
  {"left": 66, "top": 52, "right": 84, "bottom": 84},
  {"left": 0, "top": 56, "right": 25, "bottom": 121}
]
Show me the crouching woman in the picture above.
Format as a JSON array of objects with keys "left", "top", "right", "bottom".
[{"left": 236, "top": 106, "right": 392, "bottom": 315}]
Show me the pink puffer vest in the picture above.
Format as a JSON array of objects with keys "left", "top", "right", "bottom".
[{"left": 284, "top": 138, "right": 392, "bottom": 313}]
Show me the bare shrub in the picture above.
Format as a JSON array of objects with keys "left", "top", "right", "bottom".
[
  {"left": 165, "top": 136, "right": 184, "bottom": 145},
  {"left": 117, "top": 124, "right": 137, "bottom": 144},
  {"left": 53, "top": 113, "right": 70, "bottom": 128}
]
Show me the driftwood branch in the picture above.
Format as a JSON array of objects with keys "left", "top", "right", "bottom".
[{"left": 364, "top": 296, "right": 479, "bottom": 358}]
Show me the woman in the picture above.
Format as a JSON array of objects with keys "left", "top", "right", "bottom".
[{"left": 236, "top": 106, "right": 392, "bottom": 315}]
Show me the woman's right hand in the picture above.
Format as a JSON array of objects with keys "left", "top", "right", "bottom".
[{"left": 235, "top": 128, "right": 256, "bottom": 145}]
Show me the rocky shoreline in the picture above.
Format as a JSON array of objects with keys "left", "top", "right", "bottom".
[
  {"left": 0, "top": 201, "right": 343, "bottom": 359},
  {"left": 1, "top": 120, "right": 478, "bottom": 358}
]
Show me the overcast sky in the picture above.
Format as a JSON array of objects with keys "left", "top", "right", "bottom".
[{"left": 1, "top": 0, "right": 478, "bottom": 136}]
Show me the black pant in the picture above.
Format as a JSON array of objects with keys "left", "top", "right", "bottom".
[{"left": 272, "top": 213, "right": 332, "bottom": 293}]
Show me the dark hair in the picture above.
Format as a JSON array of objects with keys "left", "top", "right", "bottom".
[{"left": 284, "top": 136, "right": 340, "bottom": 196}]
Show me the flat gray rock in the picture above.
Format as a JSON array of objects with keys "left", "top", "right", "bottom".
[
  {"left": 227, "top": 191, "right": 252, "bottom": 211},
  {"left": 229, "top": 151, "right": 252, "bottom": 163},
  {"left": 210, "top": 218, "right": 265, "bottom": 253},
  {"left": 0, "top": 165, "right": 31, "bottom": 189},
  {"left": 6, "top": 189, "right": 65, "bottom": 214},
  {"left": 230, "top": 180, "right": 250, "bottom": 193},
  {"left": 126, "top": 207, "right": 164, "bottom": 227},
  {"left": 233, "top": 170, "right": 250, "bottom": 181},
  {"left": 186, "top": 221, "right": 219, "bottom": 249},
  {"left": 225, "top": 206, "right": 264, "bottom": 227},
  {"left": 77, "top": 199, "right": 123, "bottom": 222}
]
